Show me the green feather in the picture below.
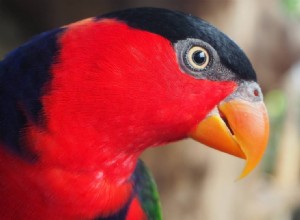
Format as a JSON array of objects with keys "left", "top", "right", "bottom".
[{"left": 133, "top": 160, "right": 163, "bottom": 220}]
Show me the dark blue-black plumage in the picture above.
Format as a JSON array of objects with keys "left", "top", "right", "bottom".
[
  {"left": 0, "top": 28, "right": 64, "bottom": 157},
  {"left": 102, "top": 7, "right": 256, "bottom": 82}
]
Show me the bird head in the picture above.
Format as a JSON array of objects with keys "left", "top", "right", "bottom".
[{"left": 23, "top": 8, "right": 269, "bottom": 179}]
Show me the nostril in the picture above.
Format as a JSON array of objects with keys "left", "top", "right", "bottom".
[{"left": 253, "top": 89, "right": 259, "bottom": 97}]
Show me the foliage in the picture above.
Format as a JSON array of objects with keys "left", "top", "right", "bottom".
[{"left": 282, "top": 0, "right": 300, "bottom": 17}]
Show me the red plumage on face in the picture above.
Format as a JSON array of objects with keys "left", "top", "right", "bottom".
[
  {"left": 31, "top": 19, "right": 237, "bottom": 180},
  {"left": 29, "top": 19, "right": 236, "bottom": 179}
]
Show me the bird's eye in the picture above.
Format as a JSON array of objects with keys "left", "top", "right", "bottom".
[{"left": 186, "top": 46, "right": 210, "bottom": 71}]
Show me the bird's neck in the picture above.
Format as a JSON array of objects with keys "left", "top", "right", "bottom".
[{"left": 23, "top": 122, "right": 146, "bottom": 183}]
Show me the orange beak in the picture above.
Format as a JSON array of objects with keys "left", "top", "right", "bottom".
[{"left": 189, "top": 99, "right": 269, "bottom": 178}]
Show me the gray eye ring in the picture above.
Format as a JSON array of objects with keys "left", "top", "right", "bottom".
[
  {"left": 175, "top": 38, "right": 223, "bottom": 80},
  {"left": 175, "top": 38, "right": 237, "bottom": 81}
]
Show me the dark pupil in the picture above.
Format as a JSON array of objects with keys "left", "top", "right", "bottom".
[{"left": 192, "top": 51, "right": 206, "bottom": 65}]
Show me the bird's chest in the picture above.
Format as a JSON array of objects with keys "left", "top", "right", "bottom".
[{"left": 0, "top": 151, "right": 133, "bottom": 219}]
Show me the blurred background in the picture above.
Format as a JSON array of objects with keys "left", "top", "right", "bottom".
[{"left": 0, "top": 0, "right": 300, "bottom": 219}]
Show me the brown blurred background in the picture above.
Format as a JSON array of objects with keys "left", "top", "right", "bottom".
[{"left": 1, "top": 0, "right": 300, "bottom": 219}]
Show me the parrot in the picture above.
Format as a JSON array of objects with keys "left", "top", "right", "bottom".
[{"left": 0, "top": 7, "right": 269, "bottom": 220}]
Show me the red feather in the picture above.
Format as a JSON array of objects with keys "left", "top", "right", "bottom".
[{"left": 126, "top": 197, "right": 147, "bottom": 220}]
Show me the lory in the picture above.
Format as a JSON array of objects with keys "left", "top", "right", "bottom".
[{"left": 0, "top": 7, "right": 269, "bottom": 220}]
